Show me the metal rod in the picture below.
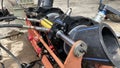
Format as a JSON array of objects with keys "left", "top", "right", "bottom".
[
  {"left": 22, "top": 25, "right": 50, "bottom": 32},
  {"left": 56, "top": 30, "right": 74, "bottom": 46}
]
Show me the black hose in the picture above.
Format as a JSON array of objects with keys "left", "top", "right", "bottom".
[
  {"left": 0, "top": 62, "right": 5, "bottom": 68},
  {"left": 0, "top": 32, "right": 23, "bottom": 39},
  {"left": 0, "top": 24, "right": 50, "bottom": 32},
  {"left": 0, "top": 43, "right": 22, "bottom": 68},
  {"left": 1, "top": 0, "right": 4, "bottom": 15},
  {"left": 100, "top": 0, "right": 103, "bottom": 5},
  {"left": 0, "top": 24, "right": 23, "bottom": 28},
  {"left": 0, "top": 16, "right": 17, "bottom": 21}
]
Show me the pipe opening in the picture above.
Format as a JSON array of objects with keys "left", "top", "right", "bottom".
[
  {"left": 102, "top": 27, "right": 120, "bottom": 64},
  {"left": 64, "top": 24, "right": 120, "bottom": 66}
]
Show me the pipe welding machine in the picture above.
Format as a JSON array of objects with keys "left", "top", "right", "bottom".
[
  {"left": 0, "top": 2, "right": 120, "bottom": 68},
  {"left": 23, "top": 6, "right": 120, "bottom": 68}
]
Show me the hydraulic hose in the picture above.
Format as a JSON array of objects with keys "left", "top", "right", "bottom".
[
  {"left": 0, "top": 43, "right": 22, "bottom": 68},
  {"left": 0, "top": 32, "right": 23, "bottom": 39},
  {"left": 17, "top": 17, "right": 53, "bottom": 29},
  {"left": 0, "top": 24, "right": 49, "bottom": 32},
  {"left": 0, "top": 16, "right": 17, "bottom": 21},
  {"left": 100, "top": 0, "right": 103, "bottom": 5},
  {"left": 1, "top": 0, "right": 4, "bottom": 15},
  {"left": 0, "top": 16, "right": 53, "bottom": 29},
  {"left": 0, "top": 24, "right": 23, "bottom": 28},
  {"left": 0, "top": 62, "right": 5, "bottom": 68}
]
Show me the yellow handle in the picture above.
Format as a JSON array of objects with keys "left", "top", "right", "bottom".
[{"left": 40, "top": 18, "right": 53, "bottom": 28}]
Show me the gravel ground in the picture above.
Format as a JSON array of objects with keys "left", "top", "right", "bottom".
[{"left": 0, "top": 0, "right": 120, "bottom": 68}]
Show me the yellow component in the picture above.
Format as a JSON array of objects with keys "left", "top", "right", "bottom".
[
  {"left": 43, "top": 18, "right": 53, "bottom": 26},
  {"left": 40, "top": 18, "right": 53, "bottom": 28}
]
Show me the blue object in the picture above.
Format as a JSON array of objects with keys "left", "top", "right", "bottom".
[
  {"left": 78, "top": 26, "right": 98, "bottom": 32},
  {"left": 83, "top": 57, "right": 109, "bottom": 62}
]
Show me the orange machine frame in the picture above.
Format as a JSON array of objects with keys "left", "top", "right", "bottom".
[{"left": 26, "top": 19, "right": 113, "bottom": 68}]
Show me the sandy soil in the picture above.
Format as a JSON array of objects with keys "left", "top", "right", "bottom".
[
  {"left": 0, "top": 0, "right": 120, "bottom": 68},
  {"left": 0, "top": 22, "right": 39, "bottom": 68}
]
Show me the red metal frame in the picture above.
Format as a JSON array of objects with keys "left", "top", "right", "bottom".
[{"left": 26, "top": 19, "right": 113, "bottom": 68}]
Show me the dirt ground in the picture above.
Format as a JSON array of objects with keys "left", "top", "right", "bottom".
[{"left": 0, "top": 0, "right": 120, "bottom": 68}]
